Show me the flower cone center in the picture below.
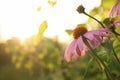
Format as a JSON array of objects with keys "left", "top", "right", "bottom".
[{"left": 73, "top": 26, "right": 88, "bottom": 39}]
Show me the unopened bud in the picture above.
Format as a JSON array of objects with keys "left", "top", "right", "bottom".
[{"left": 76, "top": 5, "right": 85, "bottom": 13}]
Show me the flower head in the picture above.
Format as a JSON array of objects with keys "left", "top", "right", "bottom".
[
  {"left": 64, "top": 26, "right": 111, "bottom": 62},
  {"left": 109, "top": 0, "right": 120, "bottom": 17},
  {"left": 76, "top": 5, "right": 85, "bottom": 13}
]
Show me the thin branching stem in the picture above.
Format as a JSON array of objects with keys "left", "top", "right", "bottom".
[
  {"left": 83, "top": 12, "right": 105, "bottom": 28},
  {"left": 112, "top": 44, "right": 120, "bottom": 65}
]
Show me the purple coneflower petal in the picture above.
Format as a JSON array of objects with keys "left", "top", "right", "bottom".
[
  {"left": 76, "top": 37, "right": 87, "bottom": 56},
  {"left": 94, "top": 35, "right": 103, "bottom": 43},
  {"left": 109, "top": 0, "right": 120, "bottom": 17},
  {"left": 72, "top": 41, "right": 81, "bottom": 60},
  {"left": 84, "top": 29, "right": 111, "bottom": 48},
  {"left": 109, "top": 2, "right": 118, "bottom": 17},
  {"left": 84, "top": 31, "right": 95, "bottom": 40},
  {"left": 84, "top": 30, "right": 102, "bottom": 40},
  {"left": 83, "top": 31, "right": 99, "bottom": 48},
  {"left": 64, "top": 40, "right": 77, "bottom": 62},
  {"left": 99, "top": 28, "right": 112, "bottom": 37},
  {"left": 117, "top": 1, "right": 120, "bottom": 15}
]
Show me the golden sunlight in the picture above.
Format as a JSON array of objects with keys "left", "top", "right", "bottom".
[{"left": 0, "top": 0, "right": 101, "bottom": 42}]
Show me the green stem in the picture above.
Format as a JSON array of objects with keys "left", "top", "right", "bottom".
[
  {"left": 88, "top": 50, "right": 103, "bottom": 70},
  {"left": 112, "top": 34, "right": 120, "bottom": 65},
  {"left": 112, "top": 44, "right": 120, "bottom": 65},
  {"left": 115, "top": 34, "right": 120, "bottom": 41},
  {"left": 83, "top": 36, "right": 114, "bottom": 80},
  {"left": 83, "top": 12, "right": 105, "bottom": 28},
  {"left": 112, "top": 29, "right": 120, "bottom": 36}
]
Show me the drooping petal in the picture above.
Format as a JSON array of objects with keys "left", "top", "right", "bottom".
[
  {"left": 83, "top": 31, "right": 95, "bottom": 40},
  {"left": 87, "top": 39, "right": 96, "bottom": 48},
  {"left": 91, "top": 35, "right": 103, "bottom": 48},
  {"left": 76, "top": 37, "right": 87, "bottom": 56},
  {"left": 76, "top": 46, "right": 81, "bottom": 56},
  {"left": 64, "top": 40, "right": 77, "bottom": 62},
  {"left": 99, "top": 27, "right": 111, "bottom": 32},
  {"left": 84, "top": 30, "right": 103, "bottom": 40},
  {"left": 99, "top": 28, "right": 112, "bottom": 37},
  {"left": 80, "top": 49, "right": 86, "bottom": 56},
  {"left": 109, "top": 2, "right": 118, "bottom": 17},
  {"left": 84, "top": 28, "right": 110, "bottom": 48},
  {"left": 73, "top": 46, "right": 80, "bottom": 61},
  {"left": 72, "top": 41, "right": 80, "bottom": 61},
  {"left": 117, "top": 1, "right": 120, "bottom": 15},
  {"left": 109, "top": 0, "right": 120, "bottom": 17},
  {"left": 85, "top": 35, "right": 101, "bottom": 48},
  {"left": 94, "top": 35, "right": 103, "bottom": 43}
]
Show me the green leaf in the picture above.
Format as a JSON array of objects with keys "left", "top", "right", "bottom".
[
  {"left": 76, "top": 24, "right": 86, "bottom": 27},
  {"left": 48, "top": 0, "right": 57, "bottom": 6},
  {"left": 65, "top": 29, "right": 73, "bottom": 35},
  {"left": 35, "top": 20, "right": 48, "bottom": 43},
  {"left": 82, "top": 58, "right": 94, "bottom": 79},
  {"left": 101, "top": 39, "right": 113, "bottom": 54},
  {"left": 103, "top": 18, "right": 111, "bottom": 26},
  {"left": 36, "top": 7, "right": 42, "bottom": 12}
]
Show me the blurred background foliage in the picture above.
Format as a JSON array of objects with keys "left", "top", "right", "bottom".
[{"left": 0, "top": 0, "right": 120, "bottom": 80}]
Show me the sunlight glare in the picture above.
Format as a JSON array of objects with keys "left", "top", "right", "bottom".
[{"left": 0, "top": 0, "right": 101, "bottom": 42}]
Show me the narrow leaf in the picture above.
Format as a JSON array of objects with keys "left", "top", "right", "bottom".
[
  {"left": 48, "top": 0, "right": 57, "bottom": 6},
  {"left": 37, "top": 7, "right": 42, "bottom": 12},
  {"left": 65, "top": 29, "right": 73, "bottom": 35},
  {"left": 35, "top": 20, "right": 48, "bottom": 43}
]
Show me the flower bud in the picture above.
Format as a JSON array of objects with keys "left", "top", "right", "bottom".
[{"left": 76, "top": 5, "right": 85, "bottom": 13}]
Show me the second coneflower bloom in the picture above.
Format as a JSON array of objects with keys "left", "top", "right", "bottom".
[
  {"left": 109, "top": 0, "right": 120, "bottom": 17},
  {"left": 64, "top": 25, "right": 111, "bottom": 62}
]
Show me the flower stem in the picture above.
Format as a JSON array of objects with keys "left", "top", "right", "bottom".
[
  {"left": 112, "top": 28, "right": 120, "bottom": 36},
  {"left": 112, "top": 34, "right": 120, "bottom": 65},
  {"left": 83, "top": 12, "right": 105, "bottom": 28},
  {"left": 83, "top": 36, "right": 114, "bottom": 80},
  {"left": 115, "top": 35, "right": 120, "bottom": 41},
  {"left": 111, "top": 44, "right": 120, "bottom": 65}
]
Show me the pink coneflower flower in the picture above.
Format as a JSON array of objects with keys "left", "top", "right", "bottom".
[
  {"left": 109, "top": 0, "right": 120, "bottom": 17},
  {"left": 64, "top": 26, "right": 111, "bottom": 62}
]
